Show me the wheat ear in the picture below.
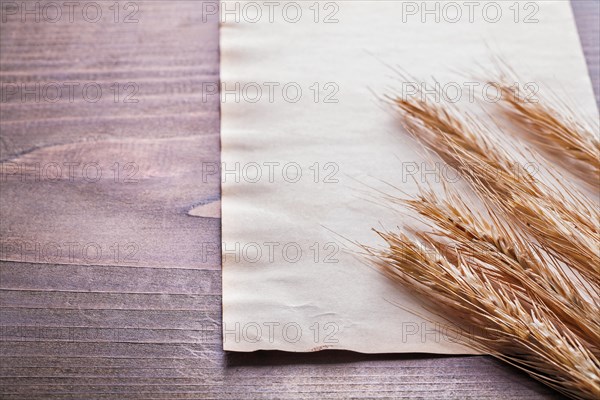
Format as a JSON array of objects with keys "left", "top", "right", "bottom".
[
  {"left": 370, "top": 231, "right": 600, "bottom": 400},
  {"left": 392, "top": 97, "right": 600, "bottom": 288},
  {"left": 493, "top": 82, "right": 600, "bottom": 189},
  {"left": 392, "top": 184, "right": 600, "bottom": 356}
]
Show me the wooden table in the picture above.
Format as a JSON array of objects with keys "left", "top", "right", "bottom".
[{"left": 1, "top": 1, "right": 598, "bottom": 398}]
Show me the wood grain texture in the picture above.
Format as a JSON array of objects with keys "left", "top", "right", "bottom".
[{"left": 0, "top": 1, "right": 597, "bottom": 399}]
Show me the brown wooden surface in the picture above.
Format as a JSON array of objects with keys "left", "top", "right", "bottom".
[{"left": 0, "top": 1, "right": 598, "bottom": 399}]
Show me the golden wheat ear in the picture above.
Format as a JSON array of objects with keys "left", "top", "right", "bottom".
[
  {"left": 377, "top": 84, "right": 600, "bottom": 398},
  {"left": 392, "top": 95, "right": 600, "bottom": 288},
  {"left": 491, "top": 81, "right": 600, "bottom": 190},
  {"left": 369, "top": 230, "right": 600, "bottom": 400},
  {"left": 397, "top": 185, "right": 600, "bottom": 356}
]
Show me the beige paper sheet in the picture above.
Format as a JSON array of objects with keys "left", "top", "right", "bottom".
[{"left": 221, "top": 0, "right": 598, "bottom": 353}]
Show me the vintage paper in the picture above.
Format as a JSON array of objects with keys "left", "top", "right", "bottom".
[{"left": 220, "top": 0, "right": 598, "bottom": 352}]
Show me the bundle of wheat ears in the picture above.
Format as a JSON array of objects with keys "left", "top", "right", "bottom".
[{"left": 370, "top": 78, "right": 600, "bottom": 399}]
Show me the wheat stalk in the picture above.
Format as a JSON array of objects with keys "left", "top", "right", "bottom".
[
  {"left": 492, "top": 81, "right": 600, "bottom": 189},
  {"left": 368, "top": 85, "right": 600, "bottom": 398},
  {"left": 392, "top": 96, "right": 600, "bottom": 288},
  {"left": 370, "top": 230, "right": 600, "bottom": 400},
  {"left": 385, "top": 184, "right": 600, "bottom": 355}
]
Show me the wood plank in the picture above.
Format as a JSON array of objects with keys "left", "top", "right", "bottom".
[{"left": 1, "top": 1, "right": 597, "bottom": 399}]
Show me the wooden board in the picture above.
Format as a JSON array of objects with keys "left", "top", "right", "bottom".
[{"left": 0, "top": 1, "right": 597, "bottom": 398}]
